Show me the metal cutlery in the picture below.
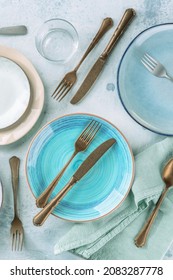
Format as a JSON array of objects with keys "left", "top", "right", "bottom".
[
  {"left": 52, "top": 17, "right": 113, "bottom": 101},
  {"left": 9, "top": 156, "right": 24, "bottom": 251},
  {"left": 0, "top": 25, "right": 27, "bottom": 35},
  {"left": 141, "top": 53, "right": 173, "bottom": 81},
  {"left": 70, "top": 8, "right": 136, "bottom": 104},
  {"left": 135, "top": 158, "right": 173, "bottom": 247},
  {"left": 33, "top": 138, "right": 116, "bottom": 226},
  {"left": 36, "top": 120, "right": 101, "bottom": 208}
]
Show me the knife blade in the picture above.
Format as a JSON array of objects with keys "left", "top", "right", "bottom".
[
  {"left": 0, "top": 25, "right": 27, "bottom": 35},
  {"left": 33, "top": 138, "right": 116, "bottom": 226},
  {"left": 70, "top": 8, "right": 136, "bottom": 104}
]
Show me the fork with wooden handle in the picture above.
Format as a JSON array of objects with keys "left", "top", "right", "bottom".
[
  {"left": 36, "top": 120, "right": 101, "bottom": 208},
  {"left": 52, "top": 17, "right": 113, "bottom": 101},
  {"left": 10, "top": 156, "right": 24, "bottom": 251}
]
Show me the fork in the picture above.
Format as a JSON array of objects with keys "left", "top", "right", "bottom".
[
  {"left": 36, "top": 120, "right": 101, "bottom": 208},
  {"left": 52, "top": 17, "right": 113, "bottom": 101},
  {"left": 9, "top": 156, "right": 24, "bottom": 251},
  {"left": 141, "top": 53, "right": 173, "bottom": 81}
]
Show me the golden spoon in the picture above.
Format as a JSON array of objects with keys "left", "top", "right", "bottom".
[{"left": 135, "top": 158, "right": 173, "bottom": 247}]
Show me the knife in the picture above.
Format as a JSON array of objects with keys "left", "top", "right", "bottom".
[
  {"left": 0, "top": 25, "right": 27, "bottom": 35},
  {"left": 33, "top": 138, "right": 116, "bottom": 226},
  {"left": 70, "top": 8, "right": 136, "bottom": 104}
]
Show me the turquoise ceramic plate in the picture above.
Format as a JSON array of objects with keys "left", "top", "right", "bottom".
[
  {"left": 118, "top": 24, "right": 173, "bottom": 135},
  {"left": 26, "top": 114, "right": 134, "bottom": 222}
]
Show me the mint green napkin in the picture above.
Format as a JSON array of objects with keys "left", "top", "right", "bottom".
[{"left": 54, "top": 137, "right": 173, "bottom": 260}]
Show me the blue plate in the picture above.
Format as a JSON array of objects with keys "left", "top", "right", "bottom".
[
  {"left": 118, "top": 24, "right": 173, "bottom": 135},
  {"left": 26, "top": 114, "right": 134, "bottom": 222}
]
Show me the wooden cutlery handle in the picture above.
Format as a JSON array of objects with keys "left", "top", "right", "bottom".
[
  {"left": 9, "top": 156, "right": 20, "bottom": 215},
  {"left": 74, "top": 17, "right": 113, "bottom": 71},
  {"left": 135, "top": 187, "right": 168, "bottom": 247},
  {"left": 33, "top": 177, "right": 77, "bottom": 226},
  {"left": 101, "top": 8, "right": 136, "bottom": 59},
  {"left": 89, "top": 17, "right": 113, "bottom": 46}
]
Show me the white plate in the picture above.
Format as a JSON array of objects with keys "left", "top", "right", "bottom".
[
  {"left": 0, "top": 45, "right": 44, "bottom": 145},
  {"left": 0, "top": 57, "right": 30, "bottom": 129}
]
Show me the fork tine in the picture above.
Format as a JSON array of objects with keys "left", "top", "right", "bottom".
[
  {"left": 143, "top": 56, "right": 156, "bottom": 68},
  {"left": 144, "top": 53, "right": 157, "bottom": 65},
  {"left": 51, "top": 79, "right": 64, "bottom": 98},
  {"left": 17, "top": 232, "right": 20, "bottom": 251},
  {"left": 80, "top": 121, "right": 96, "bottom": 140},
  {"left": 16, "top": 231, "right": 19, "bottom": 251},
  {"left": 52, "top": 82, "right": 67, "bottom": 99},
  {"left": 82, "top": 121, "right": 101, "bottom": 142},
  {"left": 78, "top": 120, "right": 94, "bottom": 139},
  {"left": 13, "top": 232, "right": 17, "bottom": 251},
  {"left": 85, "top": 123, "right": 101, "bottom": 144},
  {"left": 19, "top": 232, "right": 23, "bottom": 251},
  {"left": 141, "top": 59, "right": 154, "bottom": 72},
  {"left": 54, "top": 84, "right": 69, "bottom": 101},
  {"left": 11, "top": 232, "right": 15, "bottom": 251},
  {"left": 57, "top": 83, "right": 73, "bottom": 102},
  {"left": 83, "top": 122, "right": 99, "bottom": 141}
]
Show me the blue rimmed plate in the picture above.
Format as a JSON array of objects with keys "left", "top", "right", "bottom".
[
  {"left": 26, "top": 114, "right": 134, "bottom": 222},
  {"left": 118, "top": 23, "right": 173, "bottom": 135}
]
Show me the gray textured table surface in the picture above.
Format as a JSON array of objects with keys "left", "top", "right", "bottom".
[{"left": 0, "top": 0, "right": 172, "bottom": 260}]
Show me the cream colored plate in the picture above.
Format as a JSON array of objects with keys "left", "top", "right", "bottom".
[
  {"left": 0, "top": 57, "right": 30, "bottom": 129},
  {"left": 0, "top": 45, "right": 44, "bottom": 145}
]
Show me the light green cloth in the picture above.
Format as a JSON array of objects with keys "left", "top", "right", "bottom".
[{"left": 54, "top": 137, "right": 173, "bottom": 260}]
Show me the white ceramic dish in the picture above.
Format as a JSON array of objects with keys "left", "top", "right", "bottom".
[
  {"left": 0, "top": 45, "right": 44, "bottom": 145},
  {"left": 0, "top": 57, "right": 30, "bottom": 130}
]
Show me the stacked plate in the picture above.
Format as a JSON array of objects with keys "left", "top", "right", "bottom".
[
  {"left": 0, "top": 57, "right": 30, "bottom": 130},
  {"left": 0, "top": 46, "right": 44, "bottom": 145}
]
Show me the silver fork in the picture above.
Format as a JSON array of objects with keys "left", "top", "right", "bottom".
[
  {"left": 9, "top": 156, "right": 24, "bottom": 251},
  {"left": 36, "top": 120, "right": 101, "bottom": 208},
  {"left": 141, "top": 53, "right": 173, "bottom": 81}
]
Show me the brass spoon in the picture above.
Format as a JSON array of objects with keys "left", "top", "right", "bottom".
[{"left": 135, "top": 158, "right": 173, "bottom": 247}]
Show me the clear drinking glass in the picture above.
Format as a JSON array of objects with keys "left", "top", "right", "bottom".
[{"left": 35, "top": 19, "right": 79, "bottom": 63}]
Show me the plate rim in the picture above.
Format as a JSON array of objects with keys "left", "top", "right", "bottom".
[
  {"left": 0, "top": 56, "right": 31, "bottom": 130},
  {"left": 117, "top": 23, "right": 173, "bottom": 136},
  {"left": 25, "top": 113, "right": 135, "bottom": 223},
  {"left": 0, "top": 45, "right": 44, "bottom": 145}
]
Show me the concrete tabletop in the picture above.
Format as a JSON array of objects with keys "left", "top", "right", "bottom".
[{"left": 0, "top": 0, "right": 172, "bottom": 260}]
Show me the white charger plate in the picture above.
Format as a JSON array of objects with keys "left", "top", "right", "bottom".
[
  {"left": 0, "top": 45, "right": 44, "bottom": 145},
  {"left": 0, "top": 57, "right": 30, "bottom": 129}
]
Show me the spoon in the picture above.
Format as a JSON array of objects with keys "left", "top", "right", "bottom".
[{"left": 135, "top": 158, "right": 173, "bottom": 247}]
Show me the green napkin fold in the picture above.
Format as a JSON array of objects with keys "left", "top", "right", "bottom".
[{"left": 54, "top": 137, "right": 173, "bottom": 260}]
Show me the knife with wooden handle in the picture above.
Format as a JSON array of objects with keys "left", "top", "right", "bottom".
[
  {"left": 70, "top": 8, "right": 136, "bottom": 104},
  {"left": 33, "top": 138, "right": 116, "bottom": 226}
]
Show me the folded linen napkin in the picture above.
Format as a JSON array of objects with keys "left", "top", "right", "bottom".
[{"left": 54, "top": 137, "right": 173, "bottom": 260}]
